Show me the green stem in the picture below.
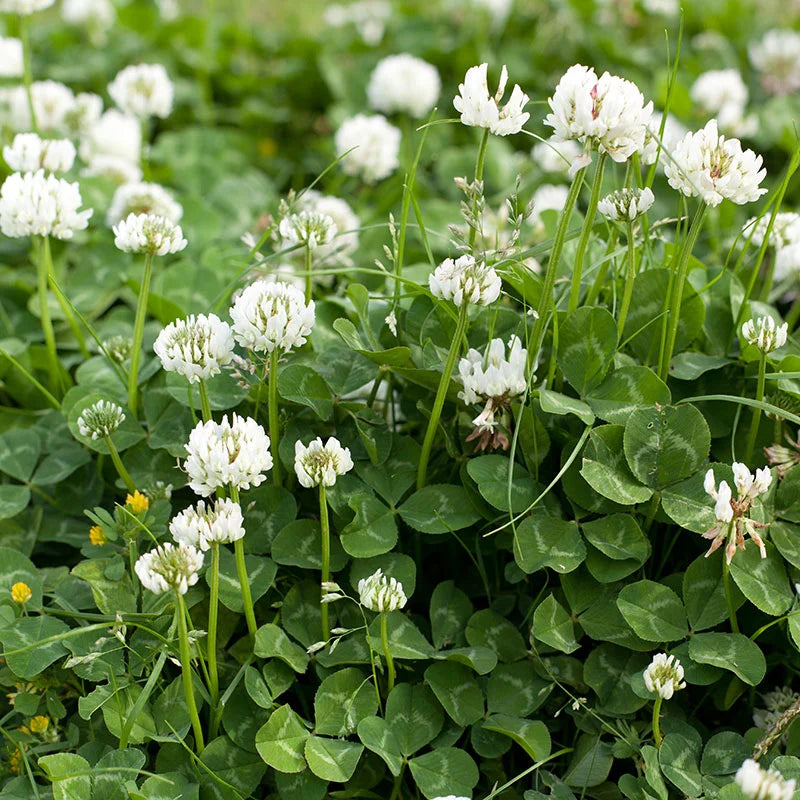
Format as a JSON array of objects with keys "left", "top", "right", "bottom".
[
  {"left": 175, "top": 594, "right": 205, "bottom": 750},
  {"left": 652, "top": 696, "right": 663, "bottom": 748},
  {"left": 207, "top": 542, "right": 220, "bottom": 737},
  {"left": 722, "top": 552, "right": 740, "bottom": 634},
  {"left": 19, "top": 15, "right": 37, "bottom": 134},
  {"left": 105, "top": 436, "right": 136, "bottom": 492},
  {"left": 468, "top": 128, "right": 490, "bottom": 252},
  {"left": 744, "top": 352, "right": 767, "bottom": 464},
  {"left": 127, "top": 252, "right": 155, "bottom": 414},
  {"left": 0, "top": 348, "right": 59, "bottom": 409},
  {"left": 119, "top": 648, "right": 167, "bottom": 749},
  {"left": 304, "top": 244, "right": 312, "bottom": 305},
  {"left": 416, "top": 302, "right": 469, "bottom": 489},
  {"left": 617, "top": 221, "right": 637, "bottom": 338},
  {"left": 198, "top": 380, "right": 212, "bottom": 423},
  {"left": 36, "top": 237, "right": 60, "bottom": 396},
  {"left": 230, "top": 484, "right": 257, "bottom": 639},
  {"left": 568, "top": 153, "right": 607, "bottom": 313},
  {"left": 268, "top": 349, "right": 281, "bottom": 488},
  {"left": 380, "top": 611, "right": 395, "bottom": 692},
  {"left": 658, "top": 202, "right": 707, "bottom": 382},
  {"left": 320, "top": 484, "right": 330, "bottom": 641},
  {"left": 389, "top": 763, "right": 405, "bottom": 800},
  {"left": 584, "top": 227, "right": 619, "bottom": 307},
  {"left": 43, "top": 236, "right": 89, "bottom": 359}
]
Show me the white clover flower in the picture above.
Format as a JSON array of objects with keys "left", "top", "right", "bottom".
[
  {"left": 527, "top": 183, "right": 569, "bottom": 232},
  {"left": 63, "top": 92, "right": 104, "bottom": 138},
  {"left": 169, "top": 498, "right": 245, "bottom": 551},
  {"left": 531, "top": 138, "right": 582, "bottom": 174},
  {"left": 597, "top": 187, "right": 655, "bottom": 221},
  {"left": 334, "top": 113, "right": 401, "bottom": 183},
  {"left": 154, "top": 313, "right": 235, "bottom": 383},
  {"left": 469, "top": 0, "right": 512, "bottom": 25},
  {"left": 745, "top": 213, "right": 800, "bottom": 251},
  {"left": 736, "top": 759, "right": 796, "bottom": 800},
  {"left": 544, "top": 64, "right": 653, "bottom": 167},
  {"left": 640, "top": 0, "right": 678, "bottom": 13},
  {"left": 135, "top": 542, "right": 204, "bottom": 596},
  {"left": 0, "top": 38, "right": 23, "bottom": 79},
  {"left": 459, "top": 336, "right": 527, "bottom": 405},
  {"left": 108, "top": 63, "right": 174, "bottom": 120},
  {"left": 230, "top": 279, "right": 315, "bottom": 354},
  {"left": 643, "top": 653, "right": 686, "bottom": 699},
  {"left": 79, "top": 109, "right": 141, "bottom": 166},
  {"left": 429, "top": 254, "right": 502, "bottom": 307},
  {"left": 664, "top": 120, "right": 767, "bottom": 207},
  {"left": 753, "top": 687, "right": 800, "bottom": 735},
  {"left": 750, "top": 29, "right": 800, "bottom": 96},
  {"left": 7, "top": 80, "right": 75, "bottom": 134},
  {"left": 62, "top": 0, "right": 114, "bottom": 30},
  {"left": 367, "top": 53, "right": 441, "bottom": 118},
  {"left": 357, "top": 568, "right": 407, "bottom": 612},
  {"left": 742, "top": 316, "right": 788, "bottom": 353},
  {"left": 453, "top": 63, "right": 529, "bottom": 136},
  {"left": 0, "top": 0, "right": 54, "bottom": 13},
  {"left": 0, "top": 170, "right": 92, "bottom": 240},
  {"left": 690, "top": 69, "right": 756, "bottom": 137},
  {"left": 113, "top": 212, "right": 187, "bottom": 255},
  {"left": 323, "top": 0, "right": 391, "bottom": 45},
  {"left": 296, "top": 190, "right": 360, "bottom": 261},
  {"left": 83, "top": 156, "right": 143, "bottom": 185},
  {"left": 77, "top": 399, "right": 125, "bottom": 439},
  {"left": 279, "top": 210, "right": 337, "bottom": 251},
  {"left": 776, "top": 244, "right": 800, "bottom": 282},
  {"left": 704, "top": 471, "right": 735, "bottom": 525},
  {"left": 3, "top": 134, "right": 76, "bottom": 174},
  {"left": 294, "top": 437, "right": 354, "bottom": 488},
  {"left": 106, "top": 181, "right": 183, "bottom": 227},
  {"left": 184, "top": 413, "right": 272, "bottom": 496}
]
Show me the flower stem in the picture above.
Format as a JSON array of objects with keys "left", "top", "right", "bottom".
[
  {"left": 36, "top": 237, "right": 61, "bottom": 395},
  {"left": 568, "top": 153, "right": 607, "bottom": 314},
  {"left": 722, "top": 554, "right": 740, "bottom": 634},
  {"left": 304, "top": 244, "right": 312, "bottom": 305},
  {"left": 416, "top": 301, "right": 469, "bottom": 489},
  {"left": 652, "top": 696, "right": 663, "bottom": 748},
  {"left": 18, "top": 14, "right": 37, "bottom": 134},
  {"left": 43, "top": 236, "right": 89, "bottom": 359},
  {"left": 268, "top": 349, "right": 281, "bottom": 488},
  {"left": 127, "top": 252, "right": 155, "bottom": 414},
  {"left": 198, "top": 380, "right": 212, "bottom": 423},
  {"left": 744, "top": 352, "right": 767, "bottom": 464},
  {"left": 320, "top": 484, "right": 330, "bottom": 641},
  {"left": 175, "top": 593, "right": 205, "bottom": 749},
  {"left": 617, "top": 221, "right": 637, "bottom": 338},
  {"left": 207, "top": 542, "right": 220, "bottom": 737},
  {"left": 230, "top": 485, "right": 257, "bottom": 639},
  {"left": 380, "top": 611, "right": 395, "bottom": 692},
  {"left": 104, "top": 435, "right": 136, "bottom": 492},
  {"left": 468, "top": 128, "right": 490, "bottom": 253},
  {"left": 658, "top": 202, "right": 707, "bottom": 382}
]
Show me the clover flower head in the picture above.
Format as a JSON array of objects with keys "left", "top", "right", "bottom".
[
  {"left": 357, "top": 568, "right": 407, "bottom": 612},
  {"left": 749, "top": 29, "right": 800, "bottom": 96},
  {"left": 454, "top": 63, "right": 530, "bottom": 136},
  {"left": 323, "top": 0, "right": 390, "bottom": 45},
  {"left": 334, "top": 113, "right": 401, "bottom": 183},
  {"left": 0, "top": 0, "right": 54, "bottom": 15},
  {"left": 77, "top": 400, "right": 125, "bottom": 439},
  {"left": 79, "top": 109, "right": 141, "bottom": 166},
  {"left": 3, "top": 133, "right": 76, "bottom": 174},
  {"left": 597, "top": 187, "right": 655, "bottom": 222},
  {"left": 169, "top": 498, "right": 245, "bottom": 551},
  {"left": 0, "top": 38, "right": 23, "bottom": 79},
  {"left": 745, "top": 213, "right": 800, "bottom": 252},
  {"left": 83, "top": 156, "right": 143, "bottom": 185},
  {"left": 184, "top": 413, "right": 272, "bottom": 496},
  {"left": 429, "top": 254, "right": 501, "bottom": 307},
  {"left": 113, "top": 212, "right": 187, "bottom": 255},
  {"left": 294, "top": 437, "right": 354, "bottom": 488},
  {"left": 459, "top": 336, "right": 527, "bottom": 406},
  {"left": 230, "top": 279, "right": 315, "bottom": 354},
  {"left": 134, "top": 542, "right": 204, "bottom": 596},
  {"left": 154, "top": 313, "right": 235, "bottom": 383},
  {"left": 107, "top": 181, "right": 182, "bottom": 226},
  {"left": 736, "top": 759, "right": 796, "bottom": 800},
  {"left": 742, "top": 316, "right": 788, "bottom": 353},
  {"left": 0, "top": 170, "right": 92, "bottom": 240},
  {"left": 278, "top": 210, "right": 337, "bottom": 250},
  {"left": 108, "top": 63, "right": 174, "bottom": 120},
  {"left": 296, "top": 190, "right": 360, "bottom": 261},
  {"left": 62, "top": 91, "right": 104, "bottom": 137},
  {"left": 643, "top": 653, "right": 686, "bottom": 699},
  {"left": 664, "top": 119, "right": 767, "bottom": 207},
  {"left": 367, "top": 53, "right": 441, "bottom": 118},
  {"left": 10, "top": 582, "right": 32, "bottom": 604},
  {"left": 126, "top": 490, "right": 149, "bottom": 513},
  {"left": 753, "top": 686, "right": 800, "bottom": 736},
  {"left": 690, "top": 69, "right": 755, "bottom": 137},
  {"left": 62, "top": 0, "right": 115, "bottom": 30}
]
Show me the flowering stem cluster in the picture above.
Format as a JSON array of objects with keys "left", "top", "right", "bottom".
[{"left": 127, "top": 251, "right": 154, "bottom": 413}]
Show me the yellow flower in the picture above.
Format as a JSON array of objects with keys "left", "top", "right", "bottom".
[
  {"left": 29, "top": 715, "right": 49, "bottom": 734},
  {"left": 8, "top": 747, "right": 22, "bottom": 775},
  {"left": 89, "top": 525, "right": 107, "bottom": 546},
  {"left": 125, "top": 491, "right": 149, "bottom": 514},
  {"left": 10, "top": 582, "right": 32, "bottom": 605}
]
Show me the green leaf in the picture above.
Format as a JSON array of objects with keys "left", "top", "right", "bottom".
[
  {"left": 278, "top": 365, "right": 333, "bottom": 419},
  {"left": 424, "top": 661, "right": 484, "bottom": 726},
  {"left": 533, "top": 595, "right": 579, "bottom": 653},
  {"left": 641, "top": 745, "right": 668, "bottom": 800},
  {"left": 465, "top": 609, "right": 528, "bottom": 663},
  {"left": 0, "top": 486, "right": 31, "bottom": 520},
  {"left": 580, "top": 425, "right": 653, "bottom": 505},
  {"left": 700, "top": 731, "right": 751, "bottom": 775},
  {"left": 0, "top": 546, "right": 42, "bottom": 610},
  {"left": 198, "top": 736, "right": 266, "bottom": 798},
  {"left": 584, "top": 644, "right": 648, "bottom": 715},
  {"left": 72, "top": 558, "right": 137, "bottom": 616},
  {"left": 385, "top": 683, "right": 443, "bottom": 756},
  {"left": 771, "top": 521, "right": 800, "bottom": 569},
  {"left": 244, "top": 485, "right": 297, "bottom": 554},
  {"left": 661, "top": 465, "right": 733, "bottom": 533},
  {"left": 271, "top": 519, "right": 348, "bottom": 571},
  {"left": 255, "top": 704, "right": 310, "bottom": 773},
  {"left": 623, "top": 404, "right": 710, "bottom": 489},
  {"left": 483, "top": 715, "right": 551, "bottom": 762},
  {"left": 39, "top": 753, "right": 92, "bottom": 800},
  {"left": 487, "top": 662, "right": 551, "bottom": 716},
  {"left": 0, "top": 429, "right": 40, "bottom": 481},
  {"left": 688, "top": 633, "right": 766, "bottom": 685},
  {"left": 617, "top": 580, "right": 688, "bottom": 641},
  {"left": 558, "top": 307, "right": 618, "bottom": 395},
  {"left": 408, "top": 747, "right": 479, "bottom": 800},
  {"left": 0, "top": 616, "right": 70, "bottom": 678},
  {"left": 729, "top": 542, "right": 794, "bottom": 616},
  {"left": 563, "top": 735, "right": 614, "bottom": 788},
  {"left": 430, "top": 580, "right": 472, "bottom": 649},
  {"left": 304, "top": 737, "right": 363, "bottom": 783},
  {"left": 398, "top": 484, "right": 480, "bottom": 534},
  {"left": 466, "top": 455, "right": 537, "bottom": 513},
  {"left": 313, "top": 667, "right": 378, "bottom": 736},
  {"left": 538, "top": 389, "right": 595, "bottom": 424},
  {"left": 368, "top": 613, "right": 434, "bottom": 660},
  {"left": 586, "top": 367, "right": 671, "bottom": 425},
  {"left": 357, "top": 716, "right": 403, "bottom": 776},
  {"left": 93, "top": 749, "right": 147, "bottom": 800},
  {"left": 164, "top": 370, "right": 248, "bottom": 412},
  {"left": 340, "top": 495, "right": 398, "bottom": 558},
  {"left": 582, "top": 514, "right": 650, "bottom": 562},
  {"left": 434, "top": 646, "right": 497, "bottom": 675},
  {"left": 659, "top": 734, "right": 703, "bottom": 796},
  {"left": 513, "top": 514, "right": 586, "bottom": 574},
  {"left": 669, "top": 353, "right": 731, "bottom": 380},
  {"left": 254, "top": 624, "right": 309, "bottom": 673},
  {"left": 683, "top": 551, "right": 744, "bottom": 631},
  {"left": 208, "top": 550, "right": 277, "bottom": 613}
]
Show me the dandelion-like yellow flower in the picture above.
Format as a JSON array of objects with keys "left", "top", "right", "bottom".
[
  {"left": 89, "top": 525, "right": 107, "bottom": 546},
  {"left": 8, "top": 747, "right": 22, "bottom": 775},
  {"left": 28, "top": 715, "right": 49, "bottom": 734},
  {"left": 125, "top": 491, "right": 149, "bottom": 514},
  {"left": 10, "top": 582, "right": 31, "bottom": 605}
]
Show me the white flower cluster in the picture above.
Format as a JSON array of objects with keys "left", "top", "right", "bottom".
[
  {"left": 62, "top": 0, "right": 115, "bottom": 32},
  {"left": 135, "top": 542, "right": 204, "bottom": 596},
  {"left": 753, "top": 686, "right": 800, "bottom": 735},
  {"left": 279, "top": 210, "right": 337, "bottom": 250},
  {"left": 3, "top": 133, "right": 76, "bottom": 174},
  {"left": 749, "top": 29, "right": 800, "bottom": 97},
  {"left": 170, "top": 498, "right": 245, "bottom": 551},
  {"left": 108, "top": 63, "right": 174, "bottom": 120},
  {"left": 459, "top": 336, "right": 527, "bottom": 405},
  {"left": 597, "top": 187, "right": 655, "bottom": 222},
  {"left": 3, "top": 80, "right": 75, "bottom": 135},
  {"left": 0, "top": 170, "right": 92, "bottom": 240},
  {"left": 745, "top": 214, "right": 800, "bottom": 282},
  {"left": 528, "top": 184, "right": 569, "bottom": 232},
  {"left": 665, "top": 120, "right": 767, "bottom": 207},
  {"left": 77, "top": 399, "right": 125, "bottom": 439},
  {"left": 690, "top": 69, "right": 755, "bottom": 138},
  {"left": 643, "top": 653, "right": 686, "bottom": 699},
  {"left": 742, "top": 316, "right": 788, "bottom": 353},
  {"left": 184, "top": 414, "right": 272, "bottom": 496},
  {"left": 113, "top": 212, "right": 187, "bottom": 255},
  {"left": 367, "top": 53, "right": 440, "bottom": 118},
  {"left": 0, "top": 37, "right": 23, "bottom": 79},
  {"left": 107, "top": 181, "right": 183, "bottom": 226},
  {"left": 153, "top": 313, "right": 235, "bottom": 383},
  {"left": 545, "top": 64, "right": 653, "bottom": 168},
  {"left": 469, "top": 0, "right": 511, "bottom": 25},
  {"left": 736, "top": 759, "right": 796, "bottom": 800},
  {"left": 296, "top": 190, "right": 360, "bottom": 262},
  {"left": 294, "top": 437, "right": 354, "bottom": 488},
  {"left": 0, "top": 0, "right": 54, "bottom": 14},
  {"left": 531, "top": 138, "right": 582, "bottom": 175},
  {"left": 323, "top": 0, "right": 391, "bottom": 45},
  {"left": 79, "top": 109, "right": 142, "bottom": 177},
  {"left": 335, "top": 113, "right": 401, "bottom": 183},
  {"left": 453, "top": 63, "right": 529, "bottom": 136},
  {"left": 357, "top": 568, "right": 407, "bottom": 612},
  {"left": 429, "top": 255, "right": 502, "bottom": 307}
]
